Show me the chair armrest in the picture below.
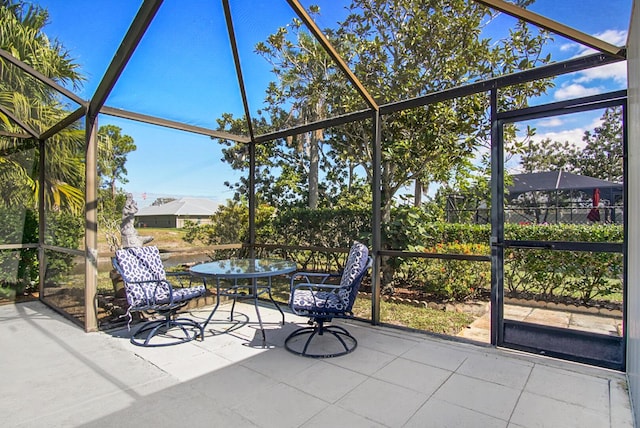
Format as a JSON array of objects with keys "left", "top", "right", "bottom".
[
  {"left": 290, "top": 271, "right": 341, "bottom": 287},
  {"left": 166, "top": 271, "right": 188, "bottom": 277},
  {"left": 292, "top": 282, "right": 342, "bottom": 293},
  {"left": 166, "top": 271, "right": 200, "bottom": 288}
]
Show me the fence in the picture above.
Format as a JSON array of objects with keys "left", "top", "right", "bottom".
[{"left": 447, "top": 206, "right": 623, "bottom": 225}]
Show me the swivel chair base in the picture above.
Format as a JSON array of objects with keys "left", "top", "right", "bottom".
[
  {"left": 130, "top": 316, "right": 204, "bottom": 347},
  {"left": 284, "top": 321, "right": 357, "bottom": 358}
]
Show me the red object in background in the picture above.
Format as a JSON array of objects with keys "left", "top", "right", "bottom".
[{"left": 587, "top": 188, "right": 600, "bottom": 222}]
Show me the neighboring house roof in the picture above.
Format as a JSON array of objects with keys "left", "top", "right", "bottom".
[
  {"left": 508, "top": 171, "right": 623, "bottom": 196},
  {"left": 136, "top": 197, "right": 219, "bottom": 217}
]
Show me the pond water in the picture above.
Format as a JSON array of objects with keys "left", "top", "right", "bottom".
[{"left": 96, "top": 251, "right": 214, "bottom": 272}]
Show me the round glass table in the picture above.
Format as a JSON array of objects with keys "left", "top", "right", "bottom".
[{"left": 190, "top": 259, "right": 297, "bottom": 341}]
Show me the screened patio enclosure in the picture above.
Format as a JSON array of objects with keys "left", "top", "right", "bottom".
[{"left": 0, "top": 0, "right": 637, "bottom": 378}]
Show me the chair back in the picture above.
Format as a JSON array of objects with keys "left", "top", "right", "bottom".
[
  {"left": 113, "top": 246, "right": 171, "bottom": 309},
  {"left": 339, "top": 242, "right": 370, "bottom": 312}
]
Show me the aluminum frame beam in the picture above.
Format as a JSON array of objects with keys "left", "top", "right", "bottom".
[
  {"left": 474, "top": 0, "right": 625, "bottom": 58},
  {"left": 222, "top": 0, "right": 256, "bottom": 142},
  {"left": 0, "top": 104, "right": 39, "bottom": 138},
  {"left": 100, "top": 106, "right": 250, "bottom": 143},
  {"left": 40, "top": 107, "right": 87, "bottom": 141},
  {"left": 287, "top": 0, "right": 379, "bottom": 111},
  {"left": 88, "top": 0, "right": 163, "bottom": 120},
  {"left": 381, "top": 53, "right": 623, "bottom": 115},
  {"left": 498, "top": 90, "right": 627, "bottom": 122},
  {"left": 254, "top": 110, "right": 372, "bottom": 143},
  {"left": 0, "top": 48, "right": 86, "bottom": 106}
]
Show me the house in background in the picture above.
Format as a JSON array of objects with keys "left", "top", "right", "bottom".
[{"left": 135, "top": 197, "right": 219, "bottom": 228}]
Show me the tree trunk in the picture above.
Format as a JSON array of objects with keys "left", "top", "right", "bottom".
[
  {"left": 414, "top": 180, "right": 422, "bottom": 207},
  {"left": 381, "top": 163, "right": 395, "bottom": 294},
  {"left": 308, "top": 132, "right": 319, "bottom": 209}
]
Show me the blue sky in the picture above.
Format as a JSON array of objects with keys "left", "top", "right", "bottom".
[{"left": 34, "top": 0, "right": 633, "bottom": 206}]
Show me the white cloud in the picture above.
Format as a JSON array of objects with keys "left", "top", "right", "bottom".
[
  {"left": 565, "top": 29, "right": 628, "bottom": 57},
  {"left": 553, "top": 83, "right": 603, "bottom": 100},
  {"left": 538, "top": 117, "right": 564, "bottom": 127},
  {"left": 531, "top": 128, "right": 586, "bottom": 146},
  {"left": 529, "top": 116, "right": 604, "bottom": 149},
  {"left": 560, "top": 42, "right": 575, "bottom": 52},
  {"left": 553, "top": 29, "right": 628, "bottom": 99},
  {"left": 594, "top": 29, "right": 628, "bottom": 47},
  {"left": 573, "top": 62, "right": 627, "bottom": 85}
]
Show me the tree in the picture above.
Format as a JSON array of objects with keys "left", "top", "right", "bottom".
[
  {"left": 0, "top": 0, "right": 85, "bottom": 213},
  {"left": 578, "top": 106, "right": 623, "bottom": 183},
  {"left": 94, "top": 124, "right": 136, "bottom": 233},
  {"left": 330, "top": 0, "right": 552, "bottom": 224},
  {"left": 519, "top": 137, "right": 578, "bottom": 174},
  {"left": 216, "top": 0, "right": 552, "bottom": 220},
  {"left": 519, "top": 107, "right": 623, "bottom": 182},
  {"left": 97, "top": 125, "right": 136, "bottom": 197},
  {"left": 214, "top": 113, "right": 291, "bottom": 206},
  {"left": 0, "top": 1, "right": 87, "bottom": 290},
  {"left": 255, "top": 11, "right": 335, "bottom": 209}
]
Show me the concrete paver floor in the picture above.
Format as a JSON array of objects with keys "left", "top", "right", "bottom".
[
  {"left": 459, "top": 303, "right": 623, "bottom": 343},
  {"left": 0, "top": 300, "right": 634, "bottom": 428}
]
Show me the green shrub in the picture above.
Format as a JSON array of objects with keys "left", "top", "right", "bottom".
[
  {"left": 387, "top": 221, "right": 622, "bottom": 303},
  {"left": 0, "top": 208, "right": 38, "bottom": 290},
  {"left": 0, "top": 208, "right": 83, "bottom": 291},
  {"left": 185, "top": 204, "right": 623, "bottom": 304},
  {"left": 398, "top": 242, "right": 490, "bottom": 300}
]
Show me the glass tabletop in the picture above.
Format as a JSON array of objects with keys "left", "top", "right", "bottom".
[{"left": 189, "top": 258, "right": 297, "bottom": 279}]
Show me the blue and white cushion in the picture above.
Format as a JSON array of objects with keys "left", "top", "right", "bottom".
[
  {"left": 291, "top": 241, "right": 369, "bottom": 315},
  {"left": 115, "top": 246, "right": 205, "bottom": 310}
]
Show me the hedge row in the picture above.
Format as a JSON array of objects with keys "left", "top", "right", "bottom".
[{"left": 264, "top": 207, "right": 623, "bottom": 304}]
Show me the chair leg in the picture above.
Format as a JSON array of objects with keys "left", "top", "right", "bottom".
[
  {"left": 230, "top": 296, "right": 237, "bottom": 321},
  {"left": 284, "top": 319, "right": 358, "bottom": 358},
  {"left": 267, "top": 286, "right": 286, "bottom": 325}
]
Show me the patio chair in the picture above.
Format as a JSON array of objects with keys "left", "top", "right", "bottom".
[
  {"left": 112, "top": 245, "right": 206, "bottom": 347},
  {"left": 285, "top": 241, "right": 371, "bottom": 358}
]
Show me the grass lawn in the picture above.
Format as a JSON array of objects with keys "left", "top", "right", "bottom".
[
  {"left": 351, "top": 297, "right": 474, "bottom": 335},
  {"left": 98, "top": 227, "right": 198, "bottom": 254},
  {"left": 221, "top": 278, "right": 474, "bottom": 337}
]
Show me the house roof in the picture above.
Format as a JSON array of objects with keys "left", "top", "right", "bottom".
[
  {"left": 136, "top": 197, "right": 219, "bottom": 217},
  {"left": 508, "top": 171, "right": 623, "bottom": 196}
]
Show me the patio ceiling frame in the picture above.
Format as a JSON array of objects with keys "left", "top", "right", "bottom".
[
  {"left": 83, "top": 0, "right": 163, "bottom": 331},
  {"left": 1, "top": 0, "right": 629, "bottom": 338},
  {"left": 90, "top": 50, "right": 623, "bottom": 155},
  {"left": 286, "top": 0, "right": 379, "bottom": 111},
  {"left": 0, "top": 103, "right": 39, "bottom": 138},
  {"left": 473, "top": 0, "right": 626, "bottom": 58},
  {"left": 0, "top": 47, "right": 86, "bottom": 106},
  {"left": 100, "top": 106, "right": 250, "bottom": 143}
]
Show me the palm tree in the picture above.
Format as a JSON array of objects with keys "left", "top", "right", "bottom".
[{"left": 0, "top": 0, "right": 85, "bottom": 214}]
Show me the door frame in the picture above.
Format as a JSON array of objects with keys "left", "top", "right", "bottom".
[{"left": 490, "top": 90, "right": 628, "bottom": 370}]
